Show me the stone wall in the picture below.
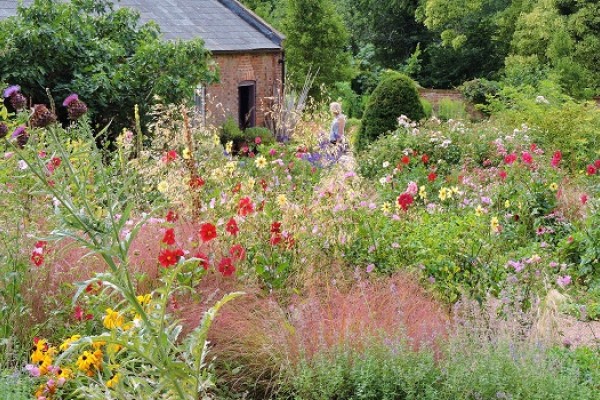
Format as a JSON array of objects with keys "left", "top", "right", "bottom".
[{"left": 206, "top": 51, "right": 284, "bottom": 127}]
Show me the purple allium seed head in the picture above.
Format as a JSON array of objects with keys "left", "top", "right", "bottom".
[
  {"left": 3, "top": 85, "right": 21, "bottom": 98},
  {"left": 0, "top": 122, "right": 8, "bottom": 139},
  {"left": 63, "top": 93, "right": 79, "bottom": 107},
  {"left": 11, "top": 125, "right": 26, "bottom": 139}
]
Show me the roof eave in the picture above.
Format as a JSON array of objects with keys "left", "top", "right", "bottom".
[{"left": 216, "top": 0, "right": 285, "bottom": 48}]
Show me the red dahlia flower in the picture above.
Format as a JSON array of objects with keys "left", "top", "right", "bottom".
[
  {"left": 238, "top": 197, "right": 254, "bottom": 216},
  {"left": 166, "top": 210, "right": 179, "bottom": 222},
  {"left": 521, "top": 151, "right": 533, "bottom": 164},
  {"left": 162, "top": 228, "right": 176, "bottom": 245},
  {"left": 218, "top": 257, "right": 236, "bottom": 277},
  {"left": 158, "top": 248, "right": 184, "bottom": 268},
  {"left": 397, "top": 192, "right": 414, "bottom": 211},
  {"left": 229, "top": 244, "right": 246, "bottom": 261},
  {"left": 199, "top": 223, "right": 217, "bottom": 242},
  {"left": 194, "top": 251, "right": 210, "bottom": 270},
  {"left": 586, "top": 164, "right": 597, "bottom": 176},
  {"left": 225, "top": 218, "right": 239, "bottom": 236},
  {"left": 551, "top": 151, "right": 562, "bottom": 168},
  {"left": 504, "top": 153, "right": 517, "bottom": 164}
]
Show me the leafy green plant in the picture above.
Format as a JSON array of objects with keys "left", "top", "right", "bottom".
[
  {"left": 7, "top": 114, "right": 241, "bottom": 399},
  {"left": 460, "top": 78, "right": 500, "bottom": 106},
  {"left": 437, "top": 98, "right": 467, "bottom": 121}
]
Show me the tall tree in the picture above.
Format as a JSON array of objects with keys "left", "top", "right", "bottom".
[
  {"left": 284, "top": 0, "right": 352, "bottom": 96},
  {"left": 0, "top": 0, "right": 215, "bottom": 136}
]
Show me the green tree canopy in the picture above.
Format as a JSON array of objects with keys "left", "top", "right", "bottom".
[
  {"left": 284, "top": 0, "right": 353, "bottom": 97},
  {"left": 0, "top": 0, "right": 216, "bottom": 136}
]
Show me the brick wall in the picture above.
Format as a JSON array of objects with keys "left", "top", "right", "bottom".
[
  {"left": 418, "top": 88, "right": 464, "bottom": 109},
  {"left": 206, "top": 51, "right": 283, "bottom": 127}
]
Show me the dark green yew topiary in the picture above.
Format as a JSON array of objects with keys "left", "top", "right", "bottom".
[{"left": 356, "top": 72, "right": 425, "bottom": 152}]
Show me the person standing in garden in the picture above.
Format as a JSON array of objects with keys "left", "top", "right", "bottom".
[{"left": 329, "top": 102, "right": 346, "bottom": 145}]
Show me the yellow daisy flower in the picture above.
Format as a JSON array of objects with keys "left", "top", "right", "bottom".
[{"left": 103, "top": 308, "right": 124, "bottom": 329}]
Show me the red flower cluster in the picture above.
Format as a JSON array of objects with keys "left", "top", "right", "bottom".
[
  {"left": 30, "top": 241, "right": 47, "bottom": 267},
  {"left": 397, "top": 192, "right": 414, "bottom": 211},
  {"left": 586, "top": 160, "right": 600, "bottom": 176},
  {"left": 270, "top": 221, "right": 283, "bottom": 245},
  {"left": 427, "top": 172, "right": 437, "bottom": 182},
  {"left": 401, "top": 155, "right": 410, "bottom": 165},
  {"left": 238, "top": 197, "right": 254, "bottom": 216}
]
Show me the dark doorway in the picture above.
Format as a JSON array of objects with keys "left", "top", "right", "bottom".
[{"left": 238, "top": 81, "right": 256, "bottom": 129}]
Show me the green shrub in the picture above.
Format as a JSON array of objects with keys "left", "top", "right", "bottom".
[
  {"left": 437, "top": 98, "right": 467, "bottom": 121},
  {"left": 220, "top": 118, "right": 276, "bottom": 155},
  {"left": 460, "top": 78, "right": 500, "bottom": 105},
  {"left": 356, "top": 72, "right": 425, "bottom": 152}
]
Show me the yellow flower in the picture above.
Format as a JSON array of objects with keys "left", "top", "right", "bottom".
[
  {"left": 212, "top": 134, "right": 221, "bottom": 146},
  {"left": 276, "top": 194, "right": 288, "bottom": 207},
  {"left": 157, "top": 181, "right": 168, "bottom": 193},
  {"left": 106, "top": 373, "right": 121, "bottom": 388},
  {"left": 549, "top": 182, "right": 558, "bottom": 191},
  {"left": 182, "top": 147, "right": 191, "bottom": 160},
  {"left": 225, "top": 161, "right": 236, "bottom": 175},
  {"left": 475, "top": 205, "right": 484, "bottom": 217},
  {"left": 136, "top": 294, "right": 152, "bottom": 307},
  {"left": 38, "top": 353, "right": 54, "bottom": 375},
  {"left": 505, "top": 200, "right": 511, "bottom": 208},
  {"left": 381, "top": 202, "right": 391, "bottom": 213},
  {"left": 57, "top": 367, "right": 73, "bottom": 380},
  {"left": 255, "top": 155, "right": 267, "bottom": 169},
  {"left": 245, "top": 177, "right": 256, "bottom": 190},
  {"left": 225, "top": 141, "right": 233, "bottom": 154},
  {"left": 59, "top": 335, "right": 81, "bottom": 352},
  {"left": 451, "top": 186, "right": 460, "bottom": 195},
  {"left": 438, "top": 187, "right": 449, "bottom": 201},
  {"left": 103, "top": 308, "right": 124, "bottom": 329},
  {"left": 76, "top": 351, "right": 98, "bottom": 372},
  {"left": 419, "top": 186, "right": 427, "bottom": 200},
  {"left": 490, "top": 216, "right": 500, "bottom": 233},
  {"left": 107, "top": 343, "right": 123, "bottom": 355}
]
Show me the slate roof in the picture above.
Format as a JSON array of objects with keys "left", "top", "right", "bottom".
[{"left": 0, "top": 0, "right": 284, "bottom": 52}]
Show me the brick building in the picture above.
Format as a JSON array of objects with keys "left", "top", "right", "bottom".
[{"left": 0, "top": 0, "right": 285, "bottom": 128}]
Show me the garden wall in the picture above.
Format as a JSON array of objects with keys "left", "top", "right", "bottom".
[{"left": 418, "top": 88, "right": 485, "bottom": 120}]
